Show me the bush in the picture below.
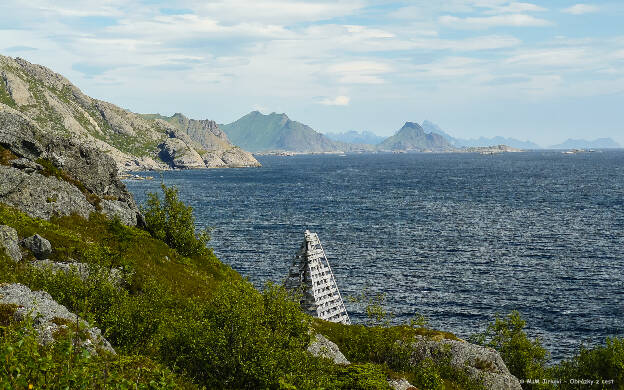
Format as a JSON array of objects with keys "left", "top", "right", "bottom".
[
  {"left": 141, "top": 183, "right": 210, "bottom": 257},
  {"left": 470, "top": 311, "right": 550, "bottom": 388},
  {"left": 0, "top": 318, "right": 184, "bottom": 389},
  {"left": 551, "top": 337, "right": 624, "bottom": 388}
]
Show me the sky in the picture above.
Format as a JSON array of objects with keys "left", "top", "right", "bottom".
[{"left": 1, "top": 1, "right": 623, "bottom": 146}]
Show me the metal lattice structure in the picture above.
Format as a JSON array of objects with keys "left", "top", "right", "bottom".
[{"left": 286, "top": 230, "right": 350, "bottom": 324}]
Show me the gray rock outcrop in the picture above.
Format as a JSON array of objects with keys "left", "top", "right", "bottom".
[
  {"left": 0, "top": 283, "right": 114, "bottom": 354},
  {"left": 0, "top": 104, "right": 141, "bottom": 225},
  {"left": 0, "top": 225, "right": 21, "bottom": 262},
  {"left": 158, "top": 137, "right": 206, "bottom": 169},
  {"left": 21, "top": 234, "right": 52, "bottom": 259},
  {"left": 307, "top": 333, "right": 350, "bottom": 365},
  {"left": 407, "top": 336, "right": 522, "bottom": 389}
]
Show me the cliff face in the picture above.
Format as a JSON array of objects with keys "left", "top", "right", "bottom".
[{"left": 0, "top": 55, "right": 259, "bottom": 171}]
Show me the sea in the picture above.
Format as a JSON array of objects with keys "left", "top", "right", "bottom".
[{"left": 125, "top": 151, "right": 624, "bottom": 361}]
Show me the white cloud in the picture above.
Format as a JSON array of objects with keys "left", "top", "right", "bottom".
[
  {"left": 319, "top": 95, "right": 350, "bottom": 105},
  {"left": 440, "top": 13, "right": 552, "bottom": 29},
  {"left": 562, "top": 4, "right": 599, "bottom": 15},
  {"left": 484, "top": 2, "right": 547, "bottom": 14},
  {"left": 505, "top": 48, "right": 591, "bottom": 67},
  {"left": 327, "top": 61, "right": 392, "bottom": 84}
]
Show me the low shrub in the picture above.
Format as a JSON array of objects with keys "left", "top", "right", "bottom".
[{"left": 141, "top": 183, "right": 210, "bottom": 257}]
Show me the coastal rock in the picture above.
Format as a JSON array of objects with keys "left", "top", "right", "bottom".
[
  {"left": 21, "top": 234, "right": 52, "bottom": 259},
  {"left": 0, "top": 225, "right": 21, "bottom": 262},
  {"left": 158, "top": 137, "right": 205, "bottom": 169},
  {"left": 203, "top": 147, "right": 262, "bottom": 168},
  {"left": 407, "top": 336, "right": 522, "bottom": 389},
  {"left": 307, "top": 333, "right": 350, "bottom": 365},
  {"left": 0, "top": 283, "right": 114, "bottom": 354}
]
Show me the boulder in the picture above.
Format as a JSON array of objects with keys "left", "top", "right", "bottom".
[
  {"left": 21, "top": 234, "right": 52, "bottom": 259},
  {"left": 407, "top": 336, "right": 522, "bottom": 389},
  {"left": 0, "top": 225, "right": 21, "bottom": 262},
  {"left": 0, "top": 283, "right": 114, "bottom": 354},
  {"left": 31, "top": 259, "right": 125, "bottom": 286},
  {"left": 307, "top": 333, "right": 350, "bottom": 365},
  {"left": 388, "top": 378, "right": 416, "bottom": 390}
]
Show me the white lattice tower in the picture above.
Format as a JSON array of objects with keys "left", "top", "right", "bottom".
[{"left": 286, "top": 230, "right": 351, "bottom": 324}]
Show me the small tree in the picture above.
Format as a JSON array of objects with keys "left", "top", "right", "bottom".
[
  {"left": 141, "top": 183, "right": 210, "bottom": 257},
  {"left": 470, "top": 311, "right": 550, "bottom": 388}
]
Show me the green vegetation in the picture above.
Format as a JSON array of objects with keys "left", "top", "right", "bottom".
[
  {"left": 142, "top": 183, "right": 211, "bottom": 257},
  {"left": 313, "top": 318, "right": 482, "bottom": 390},
  {"left": 472, "top": 311, "right": 624, "bottom": 389},
  {"left": 470, "top": 311, "right": 550, "bottom": 386},
  {"left": 0, "top": 193, "right": 392, "bottom": 389},
  {"left": 1, "top": 318, "right": 185, "bottom": 389}
]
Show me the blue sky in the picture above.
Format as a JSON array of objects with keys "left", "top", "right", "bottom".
[{"left": 1, "top": 1, "right": 623, "bottom": 146}]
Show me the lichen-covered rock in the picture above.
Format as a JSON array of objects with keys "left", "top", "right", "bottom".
[
  {"left": 307, "top": 333, "right": 350, "bottom": 365},
  {"left": 21, "top": 234, "right": 52, "bottom": 260},
  {"left": 407, "top": 336, "right": 522, "bottom": 389},
  {"left": 10, "top": 157, "right": 43, "bottom": 173},
  {"left": 388, "top": 378, "right": 416, "bottom": 390},
  {"left": 0, "top": 283, "right": 114, "bottom": 354},
  {"left": 0, "top": 105, "right": 141, "bottom": 225},
  {"left": 0, "top": 165, "right": 95, "bottom": 220},
  {"left": 0, "top": 225, "right": 21, "bottom": 262}
]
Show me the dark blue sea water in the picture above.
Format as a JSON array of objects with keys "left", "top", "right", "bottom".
[{"left": 125, "top": 151, "right": 624, "bottom": 361}]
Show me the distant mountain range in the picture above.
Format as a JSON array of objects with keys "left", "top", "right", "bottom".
[
  {"left": 324, "top": 130, "right": 385, "bottom": 145},
  {"left": 422, "top": 121, "right": 542, "bottom": 149},
  {"left": 378, "top": 122, "right": 454, "bottom": 151},
  {"left": 219, "top": 112, "right": 620, "bottom": 154},
  {"left": 219, "top": 111, "right": 372, "bottom": 153},
  {"left": 549, "top": 138, "right": 621, "bottom": 149}
]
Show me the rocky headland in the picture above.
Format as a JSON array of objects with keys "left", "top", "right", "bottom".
[{"left": 0, "top": 55, "right": 259, "bottom": 172}]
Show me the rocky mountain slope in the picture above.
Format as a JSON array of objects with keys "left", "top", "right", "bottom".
[
  {"left": 220, "top": 111, "right": 368, "bottom": 153},
  {"left": 378, "top": 121, "right": 455, "bottom": 151},
  {"left": 0, "top": 55, "right": 259, "bottom": 171}
]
